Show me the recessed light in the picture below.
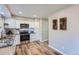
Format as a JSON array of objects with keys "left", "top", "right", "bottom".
[
  {"left": 18, "top": 11, "right": 22, "bottom": 14},
  {"left": 33, "top": 14, "right": 37, "bottom": 17}
]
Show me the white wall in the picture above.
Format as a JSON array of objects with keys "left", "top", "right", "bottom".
[
  {"left": 48, "top": 5, "right": 79, "bottom": 55},
  {"left": 41, "top": 18, "right": 48, "bottom": 42}
]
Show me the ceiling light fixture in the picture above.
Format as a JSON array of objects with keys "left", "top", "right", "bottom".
[
  {"left": 33, "top": 14, "right": 37, "bottom": 17},
  {"left": 18, "top": 11, "right": 22, "bottom": 14}
]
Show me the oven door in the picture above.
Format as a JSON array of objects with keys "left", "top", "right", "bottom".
[{"left": 20, "top": 34, "right": 30, "bottom": 42}]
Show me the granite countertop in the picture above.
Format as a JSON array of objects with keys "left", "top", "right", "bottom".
[
  {"left": 0, "top": 38, "right": 14, "bottom": 48},
  {"left": 0, "top": 35, "right": 15, "bottom": 40}
]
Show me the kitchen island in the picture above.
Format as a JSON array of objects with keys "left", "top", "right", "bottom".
[
  {"left": 0, "top": 38, "right": 16, "bottom": 55},
  {"left": 0, "top": 45, "right": 15, "bottom": 55}
]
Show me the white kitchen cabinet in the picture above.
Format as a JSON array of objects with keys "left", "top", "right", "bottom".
[
  {"left": 30, "top": 34, "right": 36, "bottom": 42},
  {"left": 0, "top": 17, "right": 4, "bottom": 29},
  {"left": 15, "top": 20, "right": 20, "bottom": 28},
  {"left": 0, "top": 18, "right": 4, "bottom": 38},
  {"left": 4, "top": 18, "right": 16, "bottom": 28},
  {"left": 15, "top": 35, "right": 20, "bottom": 45},
  {"left": 29, "top": 22, "right": 35, "bottom": 28}
]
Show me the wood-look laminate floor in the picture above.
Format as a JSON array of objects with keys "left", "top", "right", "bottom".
[{"left": 15, "top": 41, "right": 62, "bottom": 55}]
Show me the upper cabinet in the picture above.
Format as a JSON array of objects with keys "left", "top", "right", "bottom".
[
  {"left": 15, "top": 20, "right": 20, "bottom": 28},
  {"left": 4, "top": 18, "right": 16, "bottom": 28}
]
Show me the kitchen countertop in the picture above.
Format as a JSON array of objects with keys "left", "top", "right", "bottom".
[
  {"left": 0, "top": 45, "right": 13, "bottom": 48},
  {"left": 0, "top": 38, "right": 14, "bottom": 48}
]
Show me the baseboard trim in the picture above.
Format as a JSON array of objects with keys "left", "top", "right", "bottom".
[
  {"left": 40, "top": 39, "right": 48, "bottom": 42},
  {"left": 48, "top": 45, "right": 65, "bottom": 55}
]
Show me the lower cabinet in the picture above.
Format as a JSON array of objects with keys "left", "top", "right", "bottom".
[
  {"left": 15, "top": 35, "right": 20, "bottom": 45},
  {"left": 0, "top": 46, "right": 15, "bottom": 55}
]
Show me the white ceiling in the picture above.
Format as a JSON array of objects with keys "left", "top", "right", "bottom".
[{"left": 3, "top": 4, "right": 72, "bottom": 18}]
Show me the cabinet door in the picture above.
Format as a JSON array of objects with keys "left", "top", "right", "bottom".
[
  {"left": 5, "top": 18, "right": 16, "bottom": 28},
  {"left": 0, "top": 18, "right": 4, "bottom": 29},
  {"left": 0, "top": 18, "right": 4, "bottom": 38},
  {"left": 15, "top": 20, "right": 20, "bottom": 28},
  {"left": 15, "top": 35, "right": 20, "bottom": 45}
]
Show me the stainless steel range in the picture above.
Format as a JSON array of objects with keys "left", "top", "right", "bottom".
[
  {"left": 20, "top": 24, "right": 30, "bottom": 42},
  {"left": 20, "top": 30, "right": 30, "bottom": 42}
]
